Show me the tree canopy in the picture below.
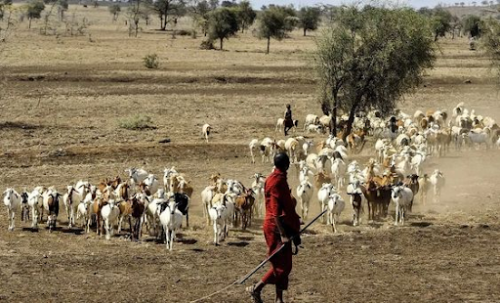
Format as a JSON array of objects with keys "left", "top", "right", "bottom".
[
  {"left": 207, "top": 7, "right": 239, "bottom": 50},
  {"left": 316, "top": 6, "right": 436, "bottom": 138},
  {"left": 148, "top": 0, "right": 186, "bottom": 31},
  {"left": 463, "top": 15, "right": 482, "bottom": 37},
  {"left": 236, "top": 0, "right": 256, "bottom": 33},
  {"left": 429, "top": 8, "right": 453, "bottom": 41},
  {"left": 109, "top": 4, "right": 121, "bottom": 22},
  {"left": 257, "top": 5, "right": 296, "bottom": 54},
  {"left": 26, "top": 0, "right": 45, "bottom": 28},
  {"left": 298, "top": 6, "right": 321, "bottom": 36},
  {"left": 481, "top": 19, "right": 500, "bottom": 84}
]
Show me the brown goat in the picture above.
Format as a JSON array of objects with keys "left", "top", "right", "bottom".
[{"left": 235, "top": 189, "right": 255, "bottom": 230}]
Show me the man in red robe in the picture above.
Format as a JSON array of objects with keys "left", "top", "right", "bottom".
[{"left": 247, "top": 153, "right": 301, "bottom": 303}]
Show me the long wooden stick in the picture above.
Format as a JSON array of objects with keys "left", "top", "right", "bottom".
[{"left": 236, "top": 209, "right": 328, "bottom": 285}]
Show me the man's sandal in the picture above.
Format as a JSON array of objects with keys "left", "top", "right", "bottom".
[{"left": 246, "top": 284, "right": 263, "bottom": 303}]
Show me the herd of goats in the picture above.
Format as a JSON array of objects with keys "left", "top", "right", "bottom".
[{"left": 3, "top": 102, "right": 500, "bottom": 250}]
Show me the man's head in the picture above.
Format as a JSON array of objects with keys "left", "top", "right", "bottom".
[
  {"left": 274, "top": 153, "right": 290, "bottom": 171},
  {"left": 286, "top": 104, "right": 291, "bottom": 109}
]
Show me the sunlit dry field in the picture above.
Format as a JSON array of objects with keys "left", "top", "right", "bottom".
[{"left": 1, "top": 5, "right": 500, "bottom": 303}]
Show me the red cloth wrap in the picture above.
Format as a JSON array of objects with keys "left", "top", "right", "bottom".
[{"left": 261, "top": 168, "right": 301, "bottom": 290}]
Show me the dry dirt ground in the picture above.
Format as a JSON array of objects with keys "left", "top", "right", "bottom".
[{"left": 1, "top": 7, "right": 500, "bottom": 303}]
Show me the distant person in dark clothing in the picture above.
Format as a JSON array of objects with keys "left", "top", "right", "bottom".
[{"left": 284, "top": 104, "right": 293, "bottom": 136}]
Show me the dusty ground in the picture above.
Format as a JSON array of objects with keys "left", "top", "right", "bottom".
[{"left": 1, "top": 6, "right": 500, "bottom": 303}]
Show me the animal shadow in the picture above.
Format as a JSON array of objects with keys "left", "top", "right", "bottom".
[
  {"left": 60, "top": 228, "right": 84, "bottom": 235},
  {"left": 177, "top": 238, "right": 198, "bottom": 245},
  {"left": 227, "top": 241, "right": 250, "bottom": 247},
  {"left": 22, "top": 227, "right": 39, "bottom": 233},
  {"left": 410, "top": 222, "right": 433, "bottom": 228}
]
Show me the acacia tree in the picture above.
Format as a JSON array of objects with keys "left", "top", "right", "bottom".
[
  {"left": 463, "top": 15, "right": 482, "bottom": 37},
  {"left": 26, "top": 0, "right": 45, "bottom": 29},
  {"left": 149, "top": 0, "right": 185, "bottom": 31},
  {"left": 482, "top": 19, "right": 500, "bottom": 84},
  {"left": 109, "top": 4, "right": 121, "bottom": 22},
  {"left": 316, "top": 7, "right": 435, "bottom": 138},
  {"left": 298, "top": 6, "right": 321, "bottom": 36},
  {"left": 190, "top": 0, "right": 218, "bottom": 36},
  {"left": 430, "top": 8, "right": 453, "bottom": 41},
  {"left": 207, "top": 7, "right": 239, "bottom": 50},
  {"left": 236, "top": 0, "right": 255, "bottom": 33},
  {"left": 257, "top": 6, "right": 296, "bottom": 54}
]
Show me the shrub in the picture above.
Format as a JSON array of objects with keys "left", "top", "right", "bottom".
[
  {"left": 176, "top": 29, "right": 192, "bottom": 36},
  {"left": 118, "top": 115, "right": 154, "bottom": 130},
  {"left": 199, "top": 39, "right": 215, "bottom": 50},
  {"left": 143, "top": 53, "right": 159, "bottom": 69}
]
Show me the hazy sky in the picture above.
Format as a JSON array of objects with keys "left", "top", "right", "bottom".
[{"left": 250, "top": 0, "right": 456, "bottom": 9}]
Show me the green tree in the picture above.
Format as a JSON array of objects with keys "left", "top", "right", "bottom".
[
  {"left": 109, "top": 4, "right": 121, "bottom": 22},
  {"left": 463, "top": 15, "right": 482, "bottom": 37},
  {"left": 57, "top": 0, "right": 68, "bottom": 20},
  {"left": 298, "top": 6, "right": 321, "bottom": 36},
  {"left": 236, "top": 0, "right": 255, "bottom": 33},
  {"left": 450, "top": 15, "right": 462, "bottom": 39},
  {"left": 149, "top": 0, "right": 185, "bottom": 31},
  {"left": 190, "top": 0, "right": 211, "bottom": 36},
  {"left": 481, "top": 19, "right": 500, "bottom": 84},
  {"left": 316, "top": 7, "right": 435, "bottom": 138},
  {"left": 257, "top": 6, "right": 295, "bottom": 54},
  {"left": 430, "top": 8, "right": 453, "bottom": 41},
  {"left": 26, "top": 0, "right": 45, "bottom": 29},
  {"left": 207, "top": 7, "right": 239, "bottom": 50}
]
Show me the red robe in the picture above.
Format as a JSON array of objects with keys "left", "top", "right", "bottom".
[{"left": 261, "top": 168, "right": 301, "bottom": 291}]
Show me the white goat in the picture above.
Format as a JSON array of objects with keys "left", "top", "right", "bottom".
[
  {"left": 201, "top": 186, "right": 216, "bottom": 225},
  {"left": 27, "top": 186, "right": 44, "bottom": 229},
  {"left": 327, "top": 193, "right": 345, "bottom": 233},
  {"left": 125, "top": 168, "right": 149, "bottom": 187},
  {"left": 101, "top": 200, "right": 120, "bottom": 240},
  {"left": 251, "top": 173, "right": 265, "bottom": 217},
  {"left": 249, "top": 139, "right": 259, "bottom": 164},
  {"left": 317, "top": 183, "right": 335, "bottom": 224},
  {"left": 296, "top": 179, "right": 313, "bottom": 220},
  {"left": 260, "top": 137, "right": 276, "bottom": 163},
  {"left": 202, "top": 123, "right": 212, "bottom": 143},
  {"left": 143, "top": 174, "right": 160, "bottom": 196},
  {"left": 331, "top": 158, "right": 346, "bottom": 189},
  {"left": 208, "top": 204, "right": 227, "bottom": 246},
  {"left": 3, "top": 188, "right": 22, "bottom": 231},
  {"left": 304, "top": 114, "right": 320, "bottom": 130},
  {"left": 159, "top": 199, "right": 183, "bottom": 250},
  {"left": 391, "top": 185, "right": 414, "bottom": 226},
  {"left": 429, "top": 169, "right": 445, "bottom": 204},
  {"left": 163, "top": 167, "right": 178, "bottom": 192}
]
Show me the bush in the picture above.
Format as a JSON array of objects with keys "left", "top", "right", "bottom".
[
  {"left": 118, "top": 115, "right": 154, "bottom": 130},
  {"left": 143, "top": 53, "right": 159, "bottom": 69},
  {"left": 199, "top": 39, "right": 215, "bottom": 50},
  {"left": 176, "top": 29, "right": 192, "bottom": 36}
]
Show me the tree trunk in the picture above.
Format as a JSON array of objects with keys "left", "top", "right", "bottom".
[
  {"left": 160, "top": 15, "right": 164, "bottom": 29},
  {"left": 330, "top": 96, "right": 338, "bottom": 136},
  {"left": 135, "top": 19, "right": 139, "bottom": 37},
  {"left": 29, "top": 17, "right": 32, "bottom": 29},
  {"left": 303, "top": 28, "right": 307, "bottom": 36},
  {"left": 342, "top": 102, "right": 359, "bottom": 142},
  {"left": 434, "top": 32, "right": 439, "bottom": 42},
  {"left": 220, "top": 38, "right": 223, "bottom": 50},
  {"left": 266, "top": 37, "right": 270, "bottom": 54}
]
